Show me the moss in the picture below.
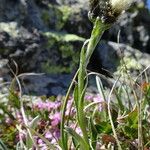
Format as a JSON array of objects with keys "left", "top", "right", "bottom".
[
  {"left": 123, "top": 57, "right": 142, "bottom": 70},
  {"left": 41, "top": 4, "right": 72, "bottom": 30},
  {"left": 44, "top": 31, "right": 85, "bottom": 42},
  {"left": 59, "top": 44, "right": 74, "bottom": 59},
  {"left": 42, "top": 63, "right": 70, "bottom": 74},
  {"left": 41, "top": 10, "right": 50, "bottom": 25},
  {"left": 56, "top": 5, "right": 72, "bottom": 30},
  {"left": 0, "top": 48, "right": 7, "bottom": 54},
  {"left": 42, "top": 31, "right": 84, "bottom": 74},
  {"left": 41, "top": 59, "right": 74, "bottom": 74},
  {"left": 42, "top": 61, "right": 70, "bottom": 74},
  {"left": 41, "top": 45, "right": 80, "bottom": 74}
]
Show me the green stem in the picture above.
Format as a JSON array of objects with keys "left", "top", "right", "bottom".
[
  {"left": 86, "top": 18, "right": 111, "bottom": 66},
  {"left": 77, "top": 40, "right": 89, "bottom": 145},
  {"left": 61, "top": 17, "right": 111, "bottom": 150},
  {"left": 60, "top": 70, "right": 79, "bottom": 150},
  {"left": 77, "top": 18, "right": 111, "bottom": 148}
]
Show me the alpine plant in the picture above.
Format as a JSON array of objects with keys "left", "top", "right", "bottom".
[{"left": 89, "top": 0, "right": 135, "bottom": 24}]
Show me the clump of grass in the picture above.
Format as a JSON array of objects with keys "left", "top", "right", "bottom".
[{"left": 0, "top": 65, "right": 150, "bottom": 149}]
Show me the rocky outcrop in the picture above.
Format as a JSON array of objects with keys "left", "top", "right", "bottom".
[
  {"left": 0, "top": 0, "right": 86, "bottom": 74},
  {"left": 0, "top": 0, "right": 150, "bottom": 95}
]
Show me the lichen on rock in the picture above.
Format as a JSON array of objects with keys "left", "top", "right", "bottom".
[
  {"left": 0, "top": 22, "right": 19, "bottom": 38},
  {"left": 41, "top": 4, "right": 72, "bottom": 31},
  {"left": 42, "top": 31, "right": 85, "bottom": 74}
]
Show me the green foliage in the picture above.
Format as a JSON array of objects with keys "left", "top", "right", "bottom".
[
  {"left": 8, "top": 90, "right": 20, "bottom": 109},
  {"left": 0, "top": 139, "right": 8, "bottom": 150},
  {"left": 65, "top": 127, "right": 89, "bottom": 150},
  {"left": 95, "top": 121, "right": 112, "bottom": 134}
]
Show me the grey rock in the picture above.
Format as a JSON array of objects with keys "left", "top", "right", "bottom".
[
  {"left": 21, "top": 74, "right": 72, "bottom": 96},
  {"left": 0, "top": 0, "right": 150, "bottom": 96},
  {"left": 64, "top": 0, "right": 150, "bottom": 53},
  {"left": 97, "top": 41, "right": 150, "bottom": 75},
  {"left": 97, "top": 41, "right": 120, "bottom": 72},
  {"left": 0, "top": 59, "right": 9, "bottom": 75}
]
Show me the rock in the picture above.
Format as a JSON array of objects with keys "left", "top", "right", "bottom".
[
  {"left": 0, "top": 0, "right": 150, "bottom": 96},
  {"left": 104, "top": 5, "right": 150, "bottom": 53},
  {"left": 96, "top": 41, "right": 150, "bottom": 76},
  {"left": 38, "top": 31, "right": 84, "bottom": 74},
  {"left": 0, "top": 22, "right": 19, "bottom": 38},
  {"left": 20, "top": 74, "right": 72, "bottom": 96},
  {"left": 63, "top": 0, "right": 91, "bottom": 37},
  {"left": 0, "top": 59, "right": 9, "bottom": 76},
  {"left": 63, "top": 0, "right": 150, "bottom": 53},
  {"left": 0, "top": 24, "right": 45, "bottom": 72}
]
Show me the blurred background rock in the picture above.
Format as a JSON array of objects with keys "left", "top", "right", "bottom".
[{"left": 0, "top": 0, "right": 150, "bottom": 96}]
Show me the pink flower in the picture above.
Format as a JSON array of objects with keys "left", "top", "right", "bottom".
[
  {"left": 85, "top": 94, "right": 94, "bottom": 101},
  {"left": 5, "top": 118, "right": 13, "bottom": 125},
  {"left": 16, "top": 112, "right": 23, "bottom": 123},
  {"left": 53, "top": 128, "right": 60, "bottom": 139},
  {"left": 34, "top": 101, "right": 46, "bottom": 111},
  {"left": 93, "top": 94, "right": 103, "bottom": 102},
  {"left": 15, "top": 132, "right": 26, "bottom": 143},
  {"left": 37, "top": 139, "right": 47, "bottom": 149},
  {"left": 54, "top": 101, "right": 61, "bottom": 109},
  {"left": 49, "top": 112, "right": 61, "bottom": 127},
  {"left": 34, "top": 99, "right": 62, "bottom": 112},
  {"left": 45, "top": 102, "right": 54, "bottom": 111},
  {"left": 37, "top": 139, "right": 43, "bottom": 145},
  {"left": 65, "top": 100, "right": 76, "bottom": 116},
  {"left": 93, "top": 94, "right": 104, "bottom": 111},
  {"left": 70, "top": 124, "right": 82, "bottom": 136},
  {"left": 45, "top": 131, "right": 52, "bottom": 139}
]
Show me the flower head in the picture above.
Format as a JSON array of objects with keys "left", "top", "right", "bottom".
[
  {"left": 110, "top": 0, "right": 134, "bottom": 13},
  {"left": 89, "top": 0, "right": 135, "bottom": 24}
]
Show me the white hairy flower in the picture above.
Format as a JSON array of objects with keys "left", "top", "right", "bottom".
[
  {"left": 110, "top": 0, "right": 134, "bottom": 13},
  {"left": 89, "top": 0, "right": 135, "bottom": 24}
]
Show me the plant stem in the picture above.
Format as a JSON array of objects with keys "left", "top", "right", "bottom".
[
  {"left": 61, "top": 17, "right": 111, "bottom": 150},
  {"left": 85, "top": 18, "right": 111, "bottom": 66},
  {"left": 77, "top": 17, "right": 111, "bottom": 148},
  {"left": 60, "top": 70, "right": 79, "bottom": 150}
]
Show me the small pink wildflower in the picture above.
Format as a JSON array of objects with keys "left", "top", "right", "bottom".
[
  {"left": 45, "top": 131, "right": 52, "bottom": 139},
  {"left": 93, "top": 94, "right": 103, "bottom": 102},
  {"left": 5, "top": 117, "right": 13, "bottom": 125},
  {"left": 49, "top": 112, "right": 61, "bottom": 127},
  {"left": 15, "top": 132, "right": 26, "bottom": 143},
  {"left": 93, "top": 94, "right": 104, "bottom": 111},
  {"left": 37, "top": 139, "right": 47, "bottom": 149},
  {"left": 53, "top": 128, "right": 60, "bottom": 139},
  {"left": 65, "top": 99, "right": 76, "bottom": 116},
  {"left": 70, "top": 124, "right": 82, "bottom": 136},
  {"left": 16, "top": 112, "right": 23, "bottom": 123},
  {"left": 85, "top": 94, "right": 94, "bottom": 101}
]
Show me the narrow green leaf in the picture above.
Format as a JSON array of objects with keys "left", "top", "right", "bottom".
[
  {"left": 26, "top": 126, "right": 56, "bottom": 150},
  {"left": 114, "top": 89, "right": 125, "bottom": 112},
  {"left": 29, "top": 116, "right": 40, "bottom": 129},
  {"left": 89, "top": 117, "right": 97, "bottom": 149},
  {"left": 0, "top": 139, "right": 8, "bottom": 150},
  {"left": 73, "top": 84, "right": 78, "bottom": 112},
  {"left": 72, "top": 137, "right": 79, "bottom": 150},
  {"left": 95, "top": 121, "right": 112, "bottom": 134},
  {"left": 65, "top": 127, "right": 89, "bottom": 150}
]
